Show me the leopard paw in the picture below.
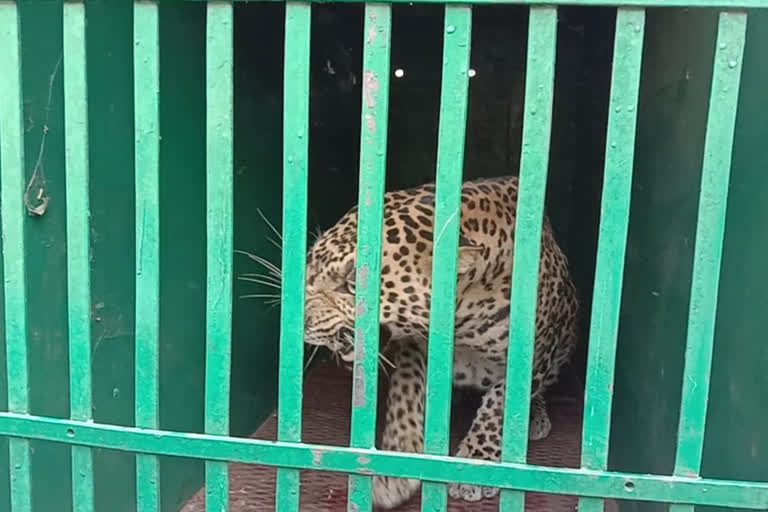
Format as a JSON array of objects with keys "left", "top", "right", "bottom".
[
  {"left": 372, "top": 475, "right": 420, "bottom": 509},
  {"left": 448, "top": 482, "right": 499, "bottom": 502},
  {"left": 528, "top": 396, "right": 552, "bottom": 441}
]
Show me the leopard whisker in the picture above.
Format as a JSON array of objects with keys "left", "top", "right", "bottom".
[
  {"left": 240, "top": 293, "right": 281, "bottom": 299},
  {"left": 378, "top": 351, "right": 396, "bottom": 369},
  {"left": 234, "top": 250, "right": 282, "bottom": 280},
  {"left": 304, "top": 344, "right": 321, "bottom": 371},
  {"left": 239, "top": 272, "right": 282, "bottom": 285},
  {"left": 237, "top": 276, "right": 282, "bottom": 289},
  {"left": 378, "top": 358, "right": 391, "bottom": 377},
  {"left": 256, "top": 208, "right": 283, "bottom": 243},
  {"left": 311, "top": 225, "right": 324, "bottom": 244},
  {"left": 266, "top": 236, "right": 282, "bottom": 251}
]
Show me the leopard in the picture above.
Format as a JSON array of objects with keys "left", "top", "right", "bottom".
[{"left": 263, "top": 175, "right": 580, "bottom": 508}]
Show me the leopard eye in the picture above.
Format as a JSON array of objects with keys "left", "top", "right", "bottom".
[{"left": 344, "top": 278, "right": 356, "bottom": 295}]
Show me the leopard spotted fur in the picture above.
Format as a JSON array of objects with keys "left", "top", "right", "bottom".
[{"left": 292, "top": 175, "right": 578, "bottom": 507}]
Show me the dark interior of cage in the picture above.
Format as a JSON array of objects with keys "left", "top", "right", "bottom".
[{"left": 184, "top": 3, "right": 618, "bottom": 510}]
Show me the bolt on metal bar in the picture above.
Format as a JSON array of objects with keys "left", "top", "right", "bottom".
[
  {"left": 669, "top": 10, "right": 747, "bottom": 512},
  {"left": 421, "top": 5, "right": 472, "bottom": 512},
  {"left": 346, "top": 3, "right": 392, "bottom": 511},
  {"left": 133, "top": 2, "right": 161, "bottom": 510},
  {"left": 204, "top": 2, "right": 235, "bottom": 511},
  {"left": 63, "top": 1, "right": 95, "bottom": 510},
  {"left": 499, "top": 5, "right": 558, "bottom": 511},
  {"left": 276, "top": 2, "right": 312, "bottom": 511},
  {"left": 579, "top": 7, "right": 645, "bottom": 512},
  {"left": 0, "top": 2, "right": 32, "bottom": 511}
]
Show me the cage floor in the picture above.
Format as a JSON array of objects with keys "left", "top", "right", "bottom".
[{"left": 181, "top": 362, "right": 617, "bottom": 511}]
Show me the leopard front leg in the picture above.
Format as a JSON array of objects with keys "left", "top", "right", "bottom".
[
  {"left": 372, "top": 340, "right": 426, "bottom": 509},
  {"left": 448, "top": 382, "right": 552, "bottom": 502},
  {"left": 528, "top": 394, "right": 551, "bottom": 441}
]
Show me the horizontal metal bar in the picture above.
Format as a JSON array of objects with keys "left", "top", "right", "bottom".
[
  {"left": 204, "top": 2, "right": 235, "bottom": 511},
  {"left": 0, "top": 413, "right": 766, "bottom": 509},
  {"left": 0, "top": 2, "right": 32, "bottom": 511},
  {"left": 63, "top": 2, "right": 95, "bottom": 511},
  {"left": 177, "top": 0, "right": 768, "bottom": 8},
  {"left": 347, "top": 3, "right": 392, "bottom": 511}
]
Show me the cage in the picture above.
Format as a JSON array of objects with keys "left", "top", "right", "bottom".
[{"left": 0, "top": 1, "right": 766, "bottom": 512}]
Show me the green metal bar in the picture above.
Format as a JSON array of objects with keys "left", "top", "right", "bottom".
[
  {"left": 1, "top": 414, "right": 768, "bottom": 509},
  {"left": 0, "top": 3, "right": 32, "bottom": 512},
  {"left": 499, "top": 6, "right": 557, "bottom": 511},
  {"left": 669, "top": 11, "right": 747, "bottom": 512},
  {"left": 347, "top": 4, "right": 392, "bottom": 512},
  {"left": 276, "top": 2, "right": 311, "bottom": 511},
  {"left": 63, "top": 2, "right": 95, "bottom": 511},
  {"left": 178, "top": 0, "right": 768, "bottom": 8},
  {"left": 579, "top": 8, "right": 645, "bottom": 512},
  {"left": 204, "top": 3, "right": 234, "bottom": 511},
  {"left": 133, "top": 2, "right": 161, "bottom": 511},
  {"left": 421, "top": 6, "right": 472, "bottom": 512}
]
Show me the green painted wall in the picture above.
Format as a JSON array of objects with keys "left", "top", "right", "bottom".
[
  {"left": 609, "top": 8, "right": 768, "bottom": 512},
  {"left": 698, "top": 7, "right": 768, "bottom": 511}
]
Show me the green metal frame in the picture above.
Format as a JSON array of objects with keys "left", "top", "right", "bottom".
[{"left": 0, "top": 0, "right": 766, "bottom": 511}]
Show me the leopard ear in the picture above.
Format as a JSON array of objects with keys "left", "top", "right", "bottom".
[{"left": 457, "top": 235, "right": 482, "bottom": 274}]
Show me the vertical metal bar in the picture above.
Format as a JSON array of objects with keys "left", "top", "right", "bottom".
[
  {"left": 204, "top": 3, "right": 234, "bottom": 512},
  {"left": 669, "top": 11, "right": 746, "bottom": 512},
  {"left": 133, "top": 2, "right": 161, "bottom": 511},
  {"left": 347, "top": 4, "right": 392, "bottom": 512},
  {"left": 63, "top": 2, "right": 95, "bottom": 511},
  {"left": 579, "top": 8, "right": 645, "bottom": 512},
  {"left": 276, "top": 2, "right": 311, "bottom": 511},
  {"left": 421, "top": 6, "right": 472, "bottom": 512},
  {"left": 499, "top": 6, "right": 557, "bottom": 511},
  {"left": 0, "top": 3, "right": 32, "bottom": 512}
]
